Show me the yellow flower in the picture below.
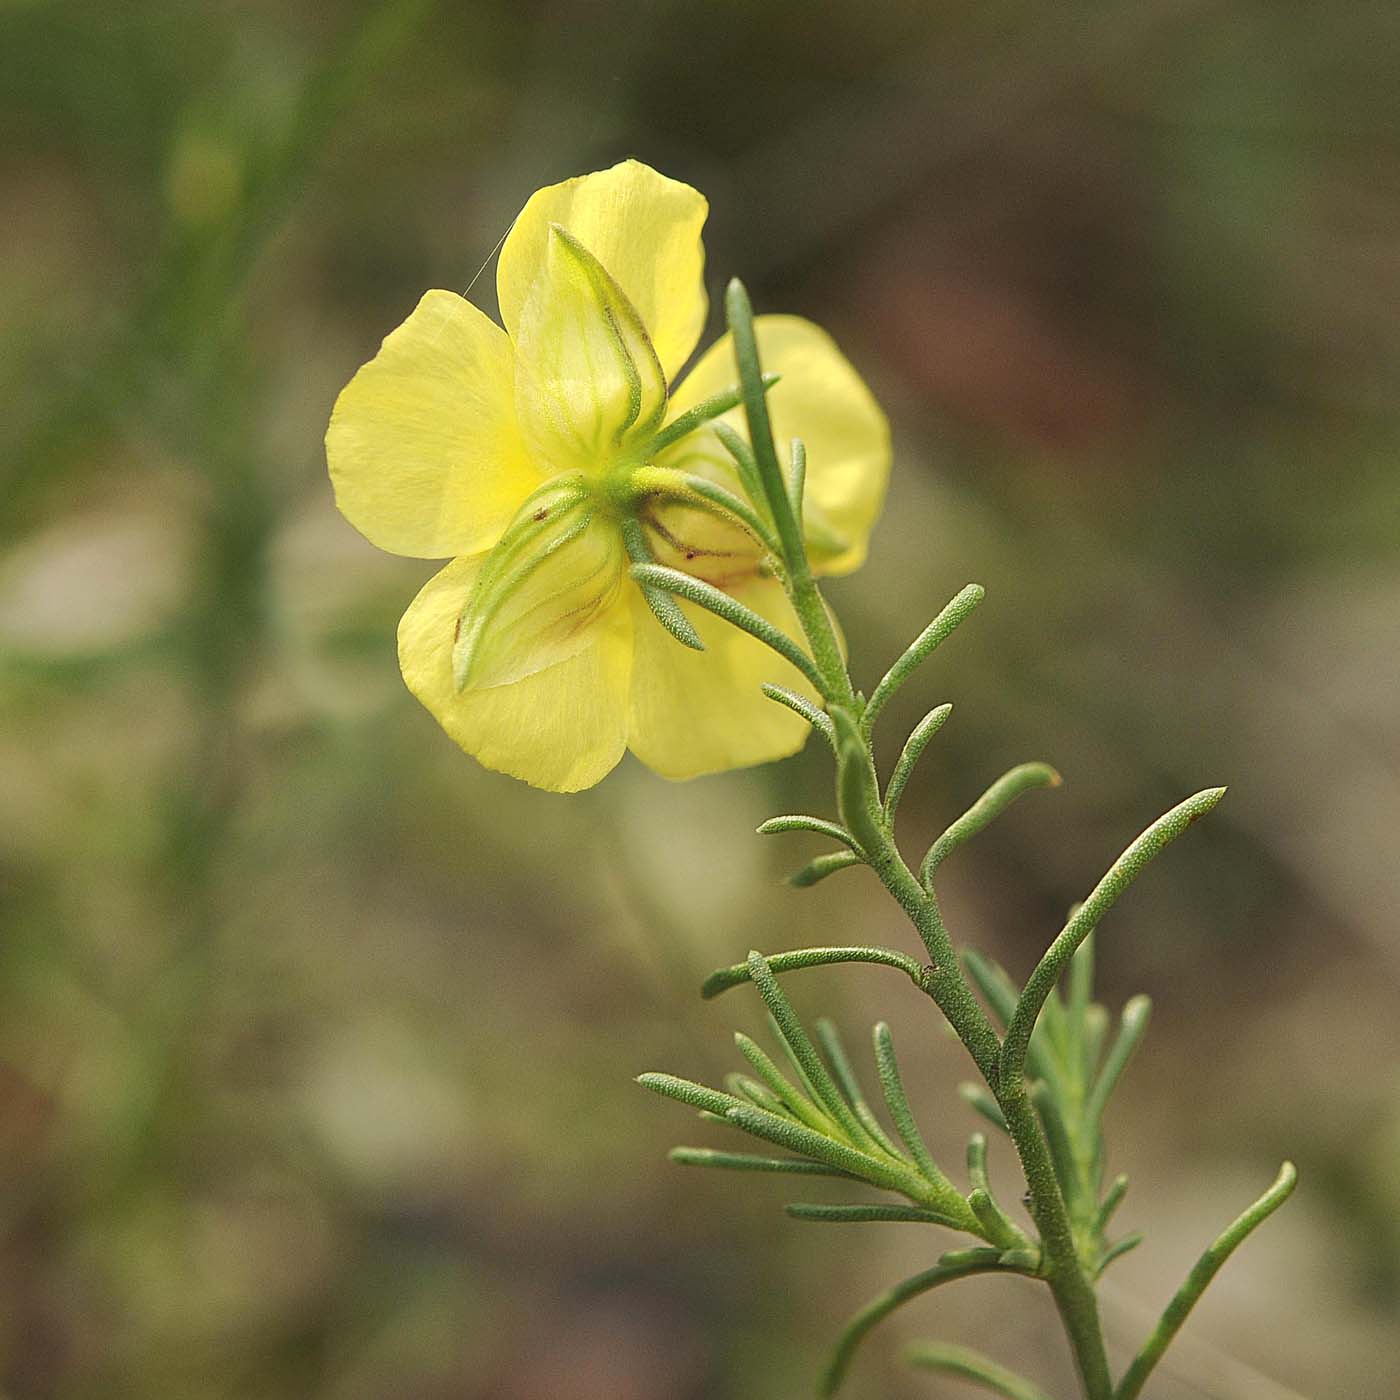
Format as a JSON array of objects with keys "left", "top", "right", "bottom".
[{"left": 326, "top": 160, "right": 889, "bottom": 791}]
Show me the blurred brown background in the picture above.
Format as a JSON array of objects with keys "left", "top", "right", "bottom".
[{"left": 2, "top": 1, "right": 1398, "bottom": 1396}]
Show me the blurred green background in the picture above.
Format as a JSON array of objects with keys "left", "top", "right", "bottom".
[{"left": 3, "top": 1, "right": 1398, "bottom": 1396}]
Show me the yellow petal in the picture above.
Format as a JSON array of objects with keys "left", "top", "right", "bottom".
[
  {"left": 327, "top": 291, "right": 539, "bottom": 558},
  {"left": 454, "top": 491, "right": 627, "bottom": 690},
  {"left": 399, "top": 555, "right": 633, "bottom": 792},
  {"left": 626, "top": 577, "right": 814, "bottom": 781},
  {"left": 666, "top": 316, "right": 891, "bottom": 575},
  {"left": 498, "top": 160, "right": 708, "bottom": 382},
  {"left": 512, "top": 225, "right": 668, "bottom": 471}
]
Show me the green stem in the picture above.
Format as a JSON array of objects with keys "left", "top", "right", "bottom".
[
  {"left": 723, "top": 275, "right": 1113, "bottom": 1397},
  {"left": 998, "top": 1083, "right": 1114, "bottom": 1396}
]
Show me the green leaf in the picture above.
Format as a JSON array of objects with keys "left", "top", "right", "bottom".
[
  {"left": 734, "top": 1032, "right": 836, "bottom": 1135},
  {"left": 1096, "top": 1232, "right": 1143, "bottom": 1276},
  {"left": 760, "top": 682, "right": 835, "bottom": 749},
  {"left": 904, "top": 1342, "right": 1054, "bottom": 1400},
  {"left": 884, "top": 703, "right": 953, "bottom": 823},
  {"left": 637, "top": 1073, "right": 742, "bottom": 1118},
  {"left": 756, "top": 814, "right": 862, "bottom": 851},
  {"left": 786, "top": 1202, "right": 965, "bottom": 1227},
  {"left": 921, "top": 762, "right": 1060, "bottom": 886},
  {"left": 958, "top": 1082, "right": 1009, "bottom": 1134},
  {"left": 669, "top": 1147, "right": 859, "bottom": 1179},
  {"left": 1000, "top": 787, "right": 1227, "bottom": 1094},
  {"left": 1115, "top": 1162, "right": 1297, "bottom": 1400},
  {"left": 871, "top": 1024, "right": 973, "bottom": 1227},
  {"left": 789, "top": 851, "right": 863, "bottom": 887},
  {"left": 1085, "top": 995, "right": 1152, "bottom": 1128},
  {"left": 722, "top": 1103, "right": 917, "bottom": 1193},
  {"left": 745, "top": 952, "right": 887, "bottom": 1155},
  {"left": 861, "top": 584, "right": 984, "bottom": 738},
  {"left": 621, "top": 515, "right": 705, "bottom": 651},
  {"left": 788, "top": 436, "right": 807, "bottom": 518},
  {"left": 645, "top": 371, "right": 780, "bottom": 455},
  {"left": 701, "top": 945, "right": 924, "bottom": 998},
  {"left": 628, "top": 562, "right": 825, "bottom": 691},
  {"left": 831, "top": 706, "right": 886, "bottom": 858},
  {"left": 819, "top": 1253, "right": 1009, "bottom": 1397},
  {"left": 814, "top": 1019, "right": 903, "bottom": 1159}
]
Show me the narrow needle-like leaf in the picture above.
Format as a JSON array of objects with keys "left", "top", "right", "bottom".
[
  {"left": 1096, "top": 1232, "right": 1143, "bottom": 1275},
  {"left": 669, "top": 1147, "right": 860, "bottom": 1179},
  {"left": 761, "top": 682, "right": 835, "bottom": 749},
  {"left": 726, "top": 1071, "right": 791, "bottom": 1117},
  {"left": 962, "top": 948, "right": 1019, "bottom": 1027},
  {"left": 815, "top": 1019, "right": 903, "bottom": 1158},
  {"left": 884, "top": 703, "right": 953, "bottom": 823},
  {"left": 959, "top": 1082, "right": 1009, "bottom": 1133},
  {"left": 645, "top": 372, "right": 780, "bottom": 455},
  {"left": 966, "top": 1132, "right": 992, "bottom": 1193},
  {"left": 921, "top": 762, "right": 1061, "bottom": 886},
  {"left": 862, "top": 584, "right": 985, "bottom": 738},
  {"left": 820, "top": 1254, "right": 1008, "bottom": 1397},
  {"left": 734, "top": 1032, "right": 836, "bottom": 1134},
  {"left": 788, "top": 436, "right": 807, "bottom": 518},
  {"left": 786, "top": 1202, "right": 966, "bottom": 1227},
  {"left": 701, "top": 946, "right": 926, "bottom": 999},
  {"left": 790, "top": 851, "right": 864, "bottom": 887},
  {"left": 871, "top": 1025, "right": 967, "bottom": 1220},
  {"left": 712, "top": 420, "right": 768, "bottom": 513},
  {"left": 1029, "top": 1080, "right": 1083, "bottom": 1214},
  {"left": 637, "top": 1073, "right": 743, "bottom": 1118},
  {"left": 756, "top": 814, "right": 862, "bottom": 851},
  {"left": 1095, "top": 1174, "right": 1130, "bottom": 1232},
  {"left": 1001, "top": 787, "right": 1227, "bottom": 1093},
  {"left": 904, "top": 1342, "right": 1055, "bottom": 1400},
  {"left": 1085, "top": 995, "right": 1152, "bottom": 1127},
  {"left": 962, "top": 1136, "right": 1031, "bottom": 1249},
  {"left": 629, "top": 563, "right": 825, "bottom": 691},
  {"left": 1114, "top": 1162, "right": 1298, "bottom": 1400},
  {"left": 723, "top": 1104, "right": 916, "bottom": 1192},
  {"left": 621, "top": 517, "right": 704, "bottom": 651},
  {"left": 969, "top": 1187, "right": 1032, "bottom": 1252},
  {"left": 676, "top": 473, "right": 781, "bottom": 556},
  {"left": 747, "top": 953, "right": 884, "bottom": 1153}
]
